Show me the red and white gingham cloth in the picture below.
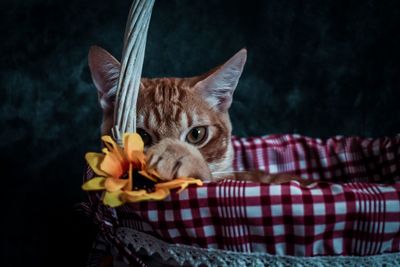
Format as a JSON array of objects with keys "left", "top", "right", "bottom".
[{"left": 86, "top": 134, "right": 400, "bottom": 257}]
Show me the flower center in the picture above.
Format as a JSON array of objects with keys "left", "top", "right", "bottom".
[
  {"left": 120, "top": 172, "right": 129, "bottom": 179},
  {"left": 132, "top": 171, "right": 156, "bottom": 193}
]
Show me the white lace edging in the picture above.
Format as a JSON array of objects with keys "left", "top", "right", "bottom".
[{"left": 116, "top": 227, "right": 400, "bottom": 267}]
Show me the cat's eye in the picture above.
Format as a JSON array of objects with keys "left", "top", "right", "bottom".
[
  {"left": 137, "top": 128, "right": 152, "bottom": 146},
  {"left": 186, "top": 126, "right": 208, "bottom": 145}
]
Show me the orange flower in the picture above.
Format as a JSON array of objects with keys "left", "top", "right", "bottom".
[{"left": 82, "top": 133, "right": 203, "bottom": 207}]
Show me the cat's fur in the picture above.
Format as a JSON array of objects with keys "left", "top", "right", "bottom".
[
  {"left": 88, "top": 46, "right": 303, "bottom": 185},
  {"left": 88, "top": 47, "right": 303, "bottom": 267},
  {"left": 88, "top": 46, "right": 246, "bottom": 181}
]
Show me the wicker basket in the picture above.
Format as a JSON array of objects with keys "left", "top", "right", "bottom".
[{"left": 82, "top": 1, "right": 400, "bottom": 266}]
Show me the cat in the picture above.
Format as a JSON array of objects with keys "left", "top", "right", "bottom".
[
  {"left": 88, "top": 46, "right": 302, "bottom": 267},
  {"left": 88, "top": 46, "right": 299, "bottom": 184}
]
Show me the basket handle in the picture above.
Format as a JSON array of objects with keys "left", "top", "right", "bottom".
[{"left": 111, "top": 0, "right": 155, "bottom": 144}]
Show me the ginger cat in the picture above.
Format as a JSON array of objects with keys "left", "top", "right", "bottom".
[
  {"left": 88, "top": 46, "right": 297, "bottom": 184},
  {"left": 88, "top": 46, "right": 302, "bottom": 267}
]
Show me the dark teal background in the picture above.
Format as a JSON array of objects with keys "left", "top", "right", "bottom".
[{"left": 1, "top": 0, "right": 400, "bottom": 266}]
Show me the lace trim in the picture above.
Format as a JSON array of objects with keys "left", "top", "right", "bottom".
[{"left": 117, "top": 227, "right": 400, "bottom": 266}]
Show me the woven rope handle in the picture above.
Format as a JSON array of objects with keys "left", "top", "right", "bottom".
[{"left": 112, "top": 0, "right": 155, "bottom": 144}]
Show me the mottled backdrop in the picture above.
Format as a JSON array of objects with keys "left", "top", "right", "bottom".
[{"left": 1, "top": 0, "right": 400, "bottom": 266}]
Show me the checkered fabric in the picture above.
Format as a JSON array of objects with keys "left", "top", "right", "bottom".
[{"left": 85, "top": 134, "right": 400, "bottom": 257}]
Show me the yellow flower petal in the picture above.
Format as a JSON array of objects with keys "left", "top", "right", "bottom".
[
  {"left": 104, "top": 178, "right": 129, "bottom": 192},
  {"left": 130, "top": 151, "right": 146, "bottom": 168},
  {"left": 124, "top": 133, "right": 144, "bottom": 160},
  {"left": 101, "top": 150, "right": 124, "bottom": 178},
  {"left": 82, "top": 177, "right": 106, "bottom": 191},
  {"left": 155, "top": 177, "right": 203, "bottom": 193},
  {"left": 103, "top": 190, "right": 125, "bottom": 207},
  {"left": 101, "top": 135, "right": 125, "bottom": 162},
  {"left": 146, "top": 168, "right": 160, "bottom": 179},
  {"left": 144, "top": 188, "right": 170, "bottom": 199},
  {"left": 122, "top": 188, "right": 170, "bottom": 202},
  {"left": 123, "top": 189, "right": 148, "bottom": 197},
  {"left": 127, "top": 163, "right": 133, "bottom": 191},
  {"left": 138, "top": 170, "right": 158, "bottom": 182},
  {"left": 85, "top": 153, "right": 108, "bottom": 176}
]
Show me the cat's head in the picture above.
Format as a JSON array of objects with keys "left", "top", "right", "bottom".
[{"left": 88, "top": 46, "right": 246, "bottom": 172}]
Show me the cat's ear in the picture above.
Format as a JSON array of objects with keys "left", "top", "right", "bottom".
[
  {"left": 88, "top": 46, "right": 121, "bottom": 111},
  {"left": 194, "top": 48, "right": 247, "bottom": 112}
]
